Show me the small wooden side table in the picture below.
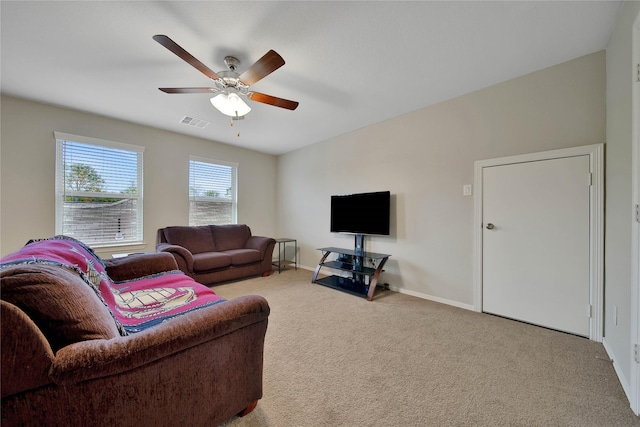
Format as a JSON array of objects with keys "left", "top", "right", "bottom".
[{"left": 273, "top": 238, "right": 297, "bottom": 273}]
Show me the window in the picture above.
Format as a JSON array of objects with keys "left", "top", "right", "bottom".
[
  {"left": 189, "top": 156, "right": 237, "bottom": 226},
  {"left": 54, "top": 132, "right": 144, "bottom": 247}
]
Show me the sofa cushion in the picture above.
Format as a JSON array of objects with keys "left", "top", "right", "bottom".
[
  {"left": 192, "top": 252, "right": 232, "bottom": 272},
  {"left": 224, "top": 249, "right": 263, "bottom": 266},
  {"left": 211, "top": 224, "right": 251, "bottom": 252},
  {"left": 0, "top": 264, "right": 120, "bottom": 352},
  {"left": 162, "top": 225, "right": 216, "bottom": 254},
  {"left": 108, "top": 270, "right": 226, "bottom": 333}
]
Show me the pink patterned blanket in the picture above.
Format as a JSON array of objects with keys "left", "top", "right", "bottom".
[{"left": 0, "top": 236, "right": 226, "bottom": 334}]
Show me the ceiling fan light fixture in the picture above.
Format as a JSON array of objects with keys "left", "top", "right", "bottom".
[{"left": 210, "top": 88, "right": 251, "bottom": 117}]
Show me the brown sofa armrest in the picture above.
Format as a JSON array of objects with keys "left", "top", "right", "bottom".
[
  {"left": 1, "top": 300, "right": 54, "bottom": 398},
  {"left": 49, "top": 295, "right": 270, "bottom": 385},
  {"left": 245, "top": 236, "right": 276, "bottom": 259},
  {"left": 156, "top": 243, "right": 195, "bottom": 272},
  {"left": 103, "top": 252, "right": 179, "bottom": 282}
]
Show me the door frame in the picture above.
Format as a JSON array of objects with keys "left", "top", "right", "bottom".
[
  {"left": 473, "top": 144, "right": 604, "bottom": 341},
  {"left": 630, "top": 9, "right": 640, "bottom": 416}
]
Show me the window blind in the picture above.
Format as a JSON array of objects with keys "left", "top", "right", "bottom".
[
  {"left": 189, "top": 157, "right": 237, "bottom": 226},
  {"left": 54, "top": 132, "right": 144, "bottom": 247}
]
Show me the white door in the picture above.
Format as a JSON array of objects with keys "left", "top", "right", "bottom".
[{"left": 482, "top": 155, "right": 591, "bottom": 336}]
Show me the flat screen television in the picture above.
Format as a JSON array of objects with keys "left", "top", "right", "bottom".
[{"left": 330, "top": 191, "right": 391, "bottom": 236}]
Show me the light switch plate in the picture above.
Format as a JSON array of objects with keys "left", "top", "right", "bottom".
[{"left": 463, "top": 185, "right": 472, "bottom": 196}]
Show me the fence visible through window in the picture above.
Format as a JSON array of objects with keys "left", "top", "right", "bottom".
[
  {"left": 189, "top": 157, "right": 237, "bottom": 226},
  {"left": 55, "top": 132, "right": 144, "bottom": 246}
]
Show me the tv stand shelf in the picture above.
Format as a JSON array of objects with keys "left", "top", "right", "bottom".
[{"left": 312, "top": 247, "right": 391, "bottom": 301}]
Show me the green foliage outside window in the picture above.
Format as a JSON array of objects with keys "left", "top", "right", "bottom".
[{"left": 64, "top": 164, "right": 136, "bottom": 202}]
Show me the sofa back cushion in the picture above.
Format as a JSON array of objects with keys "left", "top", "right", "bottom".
[
  {"left": 161, "top": 226, "right": 216, "bottom": 254},
  {"left": 0, "top": 264, "right": 120, "bottom": 352},
  {"left": 211, "top": 224, "right": 251, "bottom": 252}
]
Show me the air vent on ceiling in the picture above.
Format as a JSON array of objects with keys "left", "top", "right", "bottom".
[{"left": 180, "top": 116, "right": 210, "bottom": 129}]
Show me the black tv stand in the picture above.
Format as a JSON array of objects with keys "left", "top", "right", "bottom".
[{"left": 312, "top": 242, "right": 391, "bottom": 301}]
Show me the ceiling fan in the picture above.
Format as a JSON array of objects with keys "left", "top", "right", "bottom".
[{"left": 153, "top": 34, "right": 299, "bottom": 121}]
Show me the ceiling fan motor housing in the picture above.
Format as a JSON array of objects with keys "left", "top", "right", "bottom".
[
  {"left": 216, "top": 57, "right": 248, "bottom": 93},
  {"left": 216, "top": 71, "right": 248, "bottom": 94}
]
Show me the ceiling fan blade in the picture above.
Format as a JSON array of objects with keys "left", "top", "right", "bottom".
[
  {"left": 153, "top": 35, "right": 220, "bottom": 81},
  {"left": 248, "top": 92, "right": 299, "bottom": 110},
  {"left": 159, "top": 87, "right": 217, "bottom": 94},
  {"left": 239, "top": 50, "right": 285, "bottom": 86}
]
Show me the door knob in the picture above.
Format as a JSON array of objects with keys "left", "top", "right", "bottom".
[{"left": 486, "top": 223, "right": 495, "bottom": 230}]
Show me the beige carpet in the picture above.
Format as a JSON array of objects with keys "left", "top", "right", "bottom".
[{"left": 215, "top": 269, "right": 639, "bottom": 426}]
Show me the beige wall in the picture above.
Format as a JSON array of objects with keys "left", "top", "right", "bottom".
[
  {"left": 0, "top": 52, "right": 608, "bottom": 305},
  {"left": 1, "top": 37, "right": 632, "bottom": 400},
  {"left": 0, "top": 96, "right": 278, "bottom": 258},
  {"left": 604, "top": 0, "right": 640, "bottom": 398},
  {"left": 277, "top": 51, "right": 605, "bottom": 308}
]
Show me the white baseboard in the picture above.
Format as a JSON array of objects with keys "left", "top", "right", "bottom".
[
  {"left": 603, "top": 337, "right": 632, "bottom": 405},
  {"left": 388, "top": 285, "right": 475, "bottom": 311}
]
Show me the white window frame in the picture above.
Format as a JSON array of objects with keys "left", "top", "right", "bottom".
[
  {"left": 54, "top": 132, "right": 144, "bottom": 247},
  {"left": 189, "top": 156, "right": 238, "bottom": 226}
]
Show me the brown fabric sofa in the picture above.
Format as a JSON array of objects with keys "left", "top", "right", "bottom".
[
  {"left": 1, "top": 239, "right": 270, "bottom": 427},
  {"left": 157, "top": 224, "right": 276, "bottom": 285}
]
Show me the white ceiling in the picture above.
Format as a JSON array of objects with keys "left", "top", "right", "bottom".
[{"left": 1, "top": 1, "right": 622, "bottom": 156}]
